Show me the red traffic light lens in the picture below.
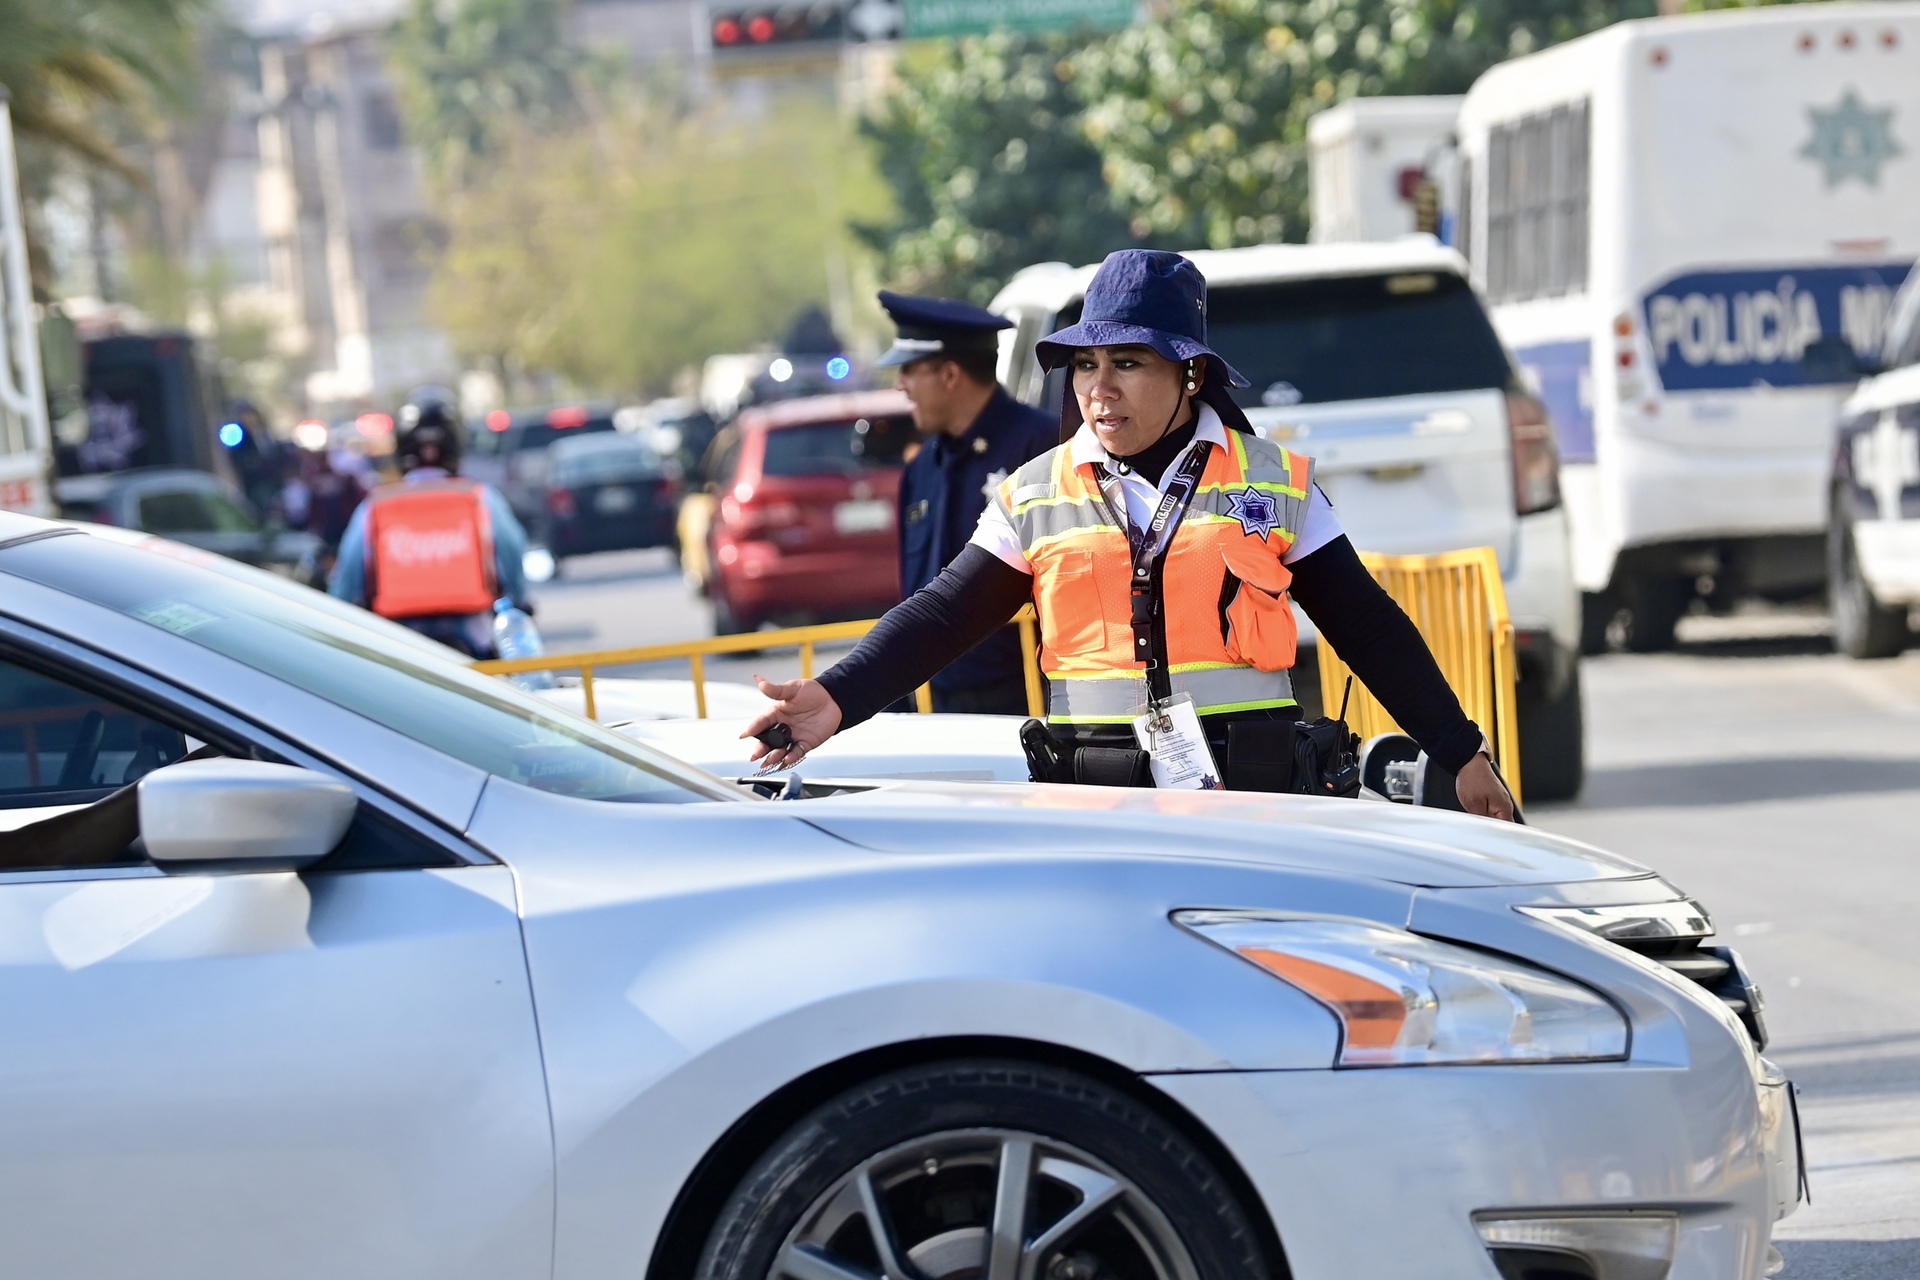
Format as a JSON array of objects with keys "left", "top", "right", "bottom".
[
  {"left": 712, "top": 15, "right": 741, "bottom": 42},
  {"left": 747, "top": 14, "right": 775, "bottom": 40}
]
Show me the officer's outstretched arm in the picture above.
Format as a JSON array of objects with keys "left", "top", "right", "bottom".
[{"left": 743, "top": 677, "right": 843, "bottom": 770}]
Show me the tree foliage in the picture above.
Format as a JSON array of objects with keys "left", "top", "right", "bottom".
[
  {"left": 430, "top": 93, "right": 887, "bottom": 395},
  {"left": 387, "top": 0, "right": 591, "bottom": 185},
  {"left": 1071, "top": 0, "right": 1657, "bottom": 249},
  {"left": 858, "top": 32, "right": 1145, "bottom": 303},
  {"left": 0, "top": 0, "right": 206, "bottom": 177}
]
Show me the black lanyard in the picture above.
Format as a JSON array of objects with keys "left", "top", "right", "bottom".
[{"left": 1093, "top": 440, "right": 1213, "bottom": 702}]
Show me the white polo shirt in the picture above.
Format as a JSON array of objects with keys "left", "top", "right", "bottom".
[{"left": 969, "top": 403, "right": 1343, "bottom": 572}]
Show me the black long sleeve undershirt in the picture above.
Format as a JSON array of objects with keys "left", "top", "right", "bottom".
[{"left": 817, "top": 537, "right": 1485, "bottom": 773}]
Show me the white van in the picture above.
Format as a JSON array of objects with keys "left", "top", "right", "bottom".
[
  {"left": 1455, "top": 4, "right": 1920, "bottom": 650},
  {"left": 1828, "top": 269, "right": 1920, "bottom": 658},
  {"left": 991, "top": 241, "right": 1585, "bottom": 798}
]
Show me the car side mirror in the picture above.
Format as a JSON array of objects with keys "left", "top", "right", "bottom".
[
  {"left": 138, "top": 760, "right": 357, "bottom": 870},
  {"left": 1800, "top": 336, "right": 1880, "bottom": 382}
]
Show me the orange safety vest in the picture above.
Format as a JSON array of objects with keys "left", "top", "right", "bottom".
[
  {"left": 995, "top": 431, "right": 1314, "bottom": 725},
  {"left": 364, "top": 478, "right": 499, "bottom": 619}
]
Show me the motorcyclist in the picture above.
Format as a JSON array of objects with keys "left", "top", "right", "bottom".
[{"left": 328, "top": 390, "right": 531, "bottom": 657}]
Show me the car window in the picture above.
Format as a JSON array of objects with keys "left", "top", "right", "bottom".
[
  {"left": 138, "top": 488, "right": 257, "bottom": 535},
  {"left": 0, "top": 655, "right": 191, "bottom": 809},
  {"left": 0, "top": 534, "right": 742, "bottom": 805},
  {"left": 555, "top": 441, "right": 666, "bottom": 485},
  {"left": 1886, "top": 281, "right": 1920, "bottom": 370},
  {"left": 1203, "top": 273, "right": 1515, "bottom": 407},
  {"left": 763, "top": 421, "right": 891, "bottom": 477}
]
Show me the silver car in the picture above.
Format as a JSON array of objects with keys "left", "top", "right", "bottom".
[{"left": 0, "top": 513, "right": 1795, "bottom": 1280}]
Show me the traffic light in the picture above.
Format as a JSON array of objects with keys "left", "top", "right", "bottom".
[{"left": 709, "top": 1, "right": 846, "bottom": 49}]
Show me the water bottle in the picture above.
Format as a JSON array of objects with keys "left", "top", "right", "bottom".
[{"left": 491, "top": 598, "right": 556, "bottom": 690}]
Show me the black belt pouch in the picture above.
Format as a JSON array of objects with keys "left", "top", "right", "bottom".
[
  {"left": 1074, "top": 747, "right": 1154, "bottom": 788},
  {"left": 1225, "top": 721, "right": 1297, "bottom": 793}
]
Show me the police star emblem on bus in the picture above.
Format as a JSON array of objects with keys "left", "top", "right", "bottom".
[
  {"left": 1227, "top": 487, "right": 1280, "bottom": 539},
  {"left": 1800, "top": 89, "right": 1901, "bottom": 188}
]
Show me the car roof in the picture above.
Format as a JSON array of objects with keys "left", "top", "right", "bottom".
[
  {"left": 737, "top": 389, "right": 913, "bottom": 432},
  {"left": 993, "top": 240, "right": 1469, "bottom": 312}
]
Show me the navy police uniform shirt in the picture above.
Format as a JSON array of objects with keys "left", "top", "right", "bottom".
[{"left": 899, "top": 386, "right": 1057, "bottom": 693}]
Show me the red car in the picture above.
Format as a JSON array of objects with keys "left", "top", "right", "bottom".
[{"left": 707, "top": 390, "right": 917, "bottom": 634}]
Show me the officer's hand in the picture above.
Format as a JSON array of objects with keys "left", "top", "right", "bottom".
[
  {"left": 1455, "top": 752, "right": 1516, "bottom": 821},
  {"left": 743, "top": 675, "right": 843, "bottom": 770}
]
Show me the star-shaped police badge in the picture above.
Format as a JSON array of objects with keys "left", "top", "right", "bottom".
[
  {"left": 1226, "top": 488, "right": 1278, "bottom": 539},
  {"left": 1801, "top": 90, "right": 1901, "bottom": 188}
]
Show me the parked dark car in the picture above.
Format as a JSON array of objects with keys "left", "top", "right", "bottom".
[
  {"left": 466, "top": 404, "right": 620, "bottom": 522},
  {"left": 542, "top": 433, "right": 680, "bottom": 567},
  {"left": 706, "top": 390, "right": 914, "bottom": 633},
  {"left": 55, "top": 468, "right": 323, "bottom": 585}
]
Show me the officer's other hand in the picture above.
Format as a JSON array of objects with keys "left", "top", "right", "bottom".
[
  {"left": 743, "top": 676, "right": 843, "bottom": 770},
  {"left": 1455, "top": 753, "right": 1516, "bottom": 821}
]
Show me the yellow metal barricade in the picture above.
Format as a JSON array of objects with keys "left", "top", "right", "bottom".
[
  {"left": 1314, "top": 546, "right": 1523, "bottom": 804},
  {"left": 477, "top": 605, "right": 1044, "bottom": 723}
]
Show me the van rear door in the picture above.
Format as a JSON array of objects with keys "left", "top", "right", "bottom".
[{"left": 1205, "top": 270, "right": 1519, "bottom": 564}]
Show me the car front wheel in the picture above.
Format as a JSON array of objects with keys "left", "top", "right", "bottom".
[{"left": 696, "top": 1060, "right": 1272, "bottom": 1280}]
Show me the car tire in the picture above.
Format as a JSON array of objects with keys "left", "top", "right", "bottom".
[
  {"left": 1578, "top": 590, "right": 1620, "bottom": 656},
  {"left": 712, "top": 589, "right": 756, "bottom": 637},
  {"left": 1620, "top": 574, "right": 1691, "bottom": 653},
  {"left": 696, "top": 1060, "right": 1272, "bottom": 1280},
  {"left": 1830, "top": 516, "right": 1908, "bottom": 659},
  {"left": 1517, "top": 662, "right": 1584, "bottom": 802}
]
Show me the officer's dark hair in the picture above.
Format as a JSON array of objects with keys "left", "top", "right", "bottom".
[{"left": 942, "top": 349, "right": 1000, "bottom": 388}]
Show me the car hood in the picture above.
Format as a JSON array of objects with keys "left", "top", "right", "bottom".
[{"left": 796, "top": 779, "right": 1653, "bottom": 889}]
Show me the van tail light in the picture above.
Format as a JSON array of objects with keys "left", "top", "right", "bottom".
[
  {"left": 1506, "top": 390, "right": 1561, "bottom": 515},
  {"left": 547, "top": 488, "right": 577, "bottom": 518}
]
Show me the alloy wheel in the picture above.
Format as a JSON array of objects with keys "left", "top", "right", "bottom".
[{"left": 772, "top": 1128, "right": 1200, "bottom": 1280}]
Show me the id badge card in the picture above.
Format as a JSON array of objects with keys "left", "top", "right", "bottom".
[{"left": 1131, "top": 693, "right": 1224, "bottom": 790}]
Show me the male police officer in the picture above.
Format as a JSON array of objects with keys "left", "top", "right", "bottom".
[{"left": 877, "top": 290, "right": 1056, "bottom": 714}]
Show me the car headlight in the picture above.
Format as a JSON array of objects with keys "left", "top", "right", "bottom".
[{"left": 1175, "top": 910, "right": 1629, "bottom": 1067}]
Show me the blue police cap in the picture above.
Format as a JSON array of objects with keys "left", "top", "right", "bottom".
[{"left": 875, "top": 290, "right": 1013, "bottom": 368}]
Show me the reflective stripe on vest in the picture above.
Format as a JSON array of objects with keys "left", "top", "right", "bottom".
[{"left": 996, "top": 433, "right": 1314, "bottom": 725}]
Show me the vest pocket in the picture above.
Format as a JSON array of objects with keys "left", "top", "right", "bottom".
[
  {"left": 1035, "top": 547, "right": 1107, "bottom": 658},
  {"left": 1219, "top": 544, "right": 1297, "bottom": 673}
]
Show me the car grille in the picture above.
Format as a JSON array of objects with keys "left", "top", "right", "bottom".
[{"left": 1520, "top": 900, "right": 1768, "bottom": 1051}]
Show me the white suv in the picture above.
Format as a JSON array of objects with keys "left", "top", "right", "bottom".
[{"left": 991, "top": 240, "right": 1584, "bottom": 799}]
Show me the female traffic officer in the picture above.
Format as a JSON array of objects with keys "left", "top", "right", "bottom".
[{"left": 744, "top": 250, "right": 1515, "bottom": 819}]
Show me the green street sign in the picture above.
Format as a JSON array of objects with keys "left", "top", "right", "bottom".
[{"left": 904, "top": 0, "right": 1134, "bottom": 39}]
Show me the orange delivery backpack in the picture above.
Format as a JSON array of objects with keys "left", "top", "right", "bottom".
[{"left": 364, "top": 478, "right": 499, "bottom": 619}]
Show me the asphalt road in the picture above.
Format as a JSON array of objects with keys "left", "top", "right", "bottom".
[{"left": 535, "top": 551, "right": 1920, "bottom": 1278}]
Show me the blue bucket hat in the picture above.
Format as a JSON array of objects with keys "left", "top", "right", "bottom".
[{"left": 1035, "top": 250, "right": 1249, "bottom": 389}]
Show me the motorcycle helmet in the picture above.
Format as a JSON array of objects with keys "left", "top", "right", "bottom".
[{"left": 396, "top": 387, "right": 464, "bottom": 474}]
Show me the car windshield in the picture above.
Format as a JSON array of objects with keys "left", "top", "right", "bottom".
[
  {"left": 762, "top": 421, "right": 889, "bottom": 477},
  {"left": 555, "top": 438, "right": 666, "bottom": 485},
  {"left": 0, "top": 532, "right": 742, "bottom": 805},
  {"left": 1197, "top": 273, "right": 1515, "bottom": 407},
  {"left": 514, "top": 415, "right": 617, "bottom": 453}
]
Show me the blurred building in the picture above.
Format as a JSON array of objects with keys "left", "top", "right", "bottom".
[{"left": 247, "top": 3, "right": 453, "bottom": 412}]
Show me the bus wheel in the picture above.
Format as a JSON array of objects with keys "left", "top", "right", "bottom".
[
  {"left": 1620, "top": 574, "right": 1691, "bottom": 653},
  {"left": 1831, "top": 518, "right": 1909, "bottom": 659}
]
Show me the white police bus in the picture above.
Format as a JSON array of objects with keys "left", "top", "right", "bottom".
[{"left": 1454, "top": 4, "right": 1919, "bottom": 649}]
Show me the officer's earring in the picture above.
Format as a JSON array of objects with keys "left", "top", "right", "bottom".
[{"left": 1184, "top": 363, "right": 1198, "bottom": 395}]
